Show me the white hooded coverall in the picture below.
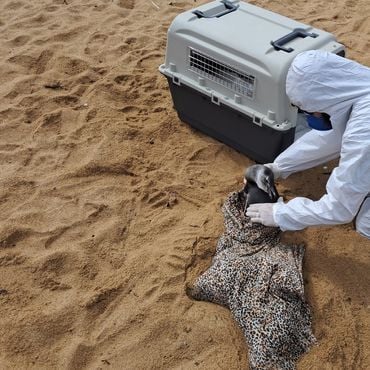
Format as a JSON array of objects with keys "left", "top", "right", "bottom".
[{"left": 272, "top": 50, "right": 370, "bottom": 239}]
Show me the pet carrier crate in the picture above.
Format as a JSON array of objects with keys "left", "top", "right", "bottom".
[{"left": 159, "top": 0, "right": 345, "bottom": 163}]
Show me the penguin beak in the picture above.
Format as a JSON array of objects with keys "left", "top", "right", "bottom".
[
  {"left": 267, "top": 183, "right": 279, "bottom": 201},
  {"left": 258, "top": 176, "right": 278, "bottom": 201},
  {"left": 265, "top": 176, "right": 278, "bottom": 201}
]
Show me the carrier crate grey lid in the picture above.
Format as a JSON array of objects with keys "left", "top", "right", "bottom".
[
  {"left": 169, "top": 0, "right": 339, "bottom": 73},
  {"left": 160, "top": 0, "right": 343, "bottom": 130}
]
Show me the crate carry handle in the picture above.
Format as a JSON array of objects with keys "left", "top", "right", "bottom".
[
  {"left": 193, "top": 0, "right": 239, "bottom": 18},
  {"left": 271, "top": 28, "right": 318, "bottom": 53}
]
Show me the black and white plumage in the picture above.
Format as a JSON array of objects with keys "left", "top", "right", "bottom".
[{"left": 242, "top": 165, "right": 279, "bottom": 213}]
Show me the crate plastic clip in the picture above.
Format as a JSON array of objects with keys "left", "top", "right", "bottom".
[
  {"left": 172, "top": 74, "right": 181, "bottom": 86},
  {"left": 211, "top": 94, "right": 220, "bottom": 106},
  {"left": 198, "top": 77, "right": 206, "bottom": 86},
  {"left": 267, "top": 110, "right": 276, "bottom": 121},
  {"left": 234, "top": 95, "right": 242, "bottom": 104},
  {"left": 253, "top": 115, "right": 262, "bottom": 127}
]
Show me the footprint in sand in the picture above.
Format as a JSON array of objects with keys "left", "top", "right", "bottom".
[
  {"left": 136, "top": 52, "right": 163, "bottom": 69},
  {"left": 141, "top": 189, "right": 178, "bottom": 209},
  {"left": 119, "top": 106, "right": 138, "bottom": 114},
  {"left": 0, "top": 253, "right": 27, "bottom": 267},
  {"left": 184, "top": 146, "right": 223, "bottom": 176},
  {"left": 7, "top": 50, "right": 54, "bottom": 74},
  {"left": 119, "top": 105, "right": 148, "bottom": 121},
  {"left": 38, "top": 110, "right": 63, "bottom": 130},
  {"left": 142, "top": 284, "right": 160, "bottom": 300},
  {"left": 44, "top": 5, "right": 59, "bottom": 12},
  {"left": 0, "top": 107, "right": 22, "bottom": 122},
  {"left": 36, "top": 251, "right": 71, "bottom": 274},
  {"left": 114, "top": 74, "right": 131, "bottom": 85},
  {"left": 0, "top": 225, "right": 33, "bottom": 249},
  {"left": 165, "top": 253, "right": 188, "bottom": 271},
  {"left": 55, "top": 56, "right": 90, "bottom": 76},
  {"left": 84, "top": 32, "right": 108, "bottom": 55},
  {"left": 117, "top": 0, "right": 135, "bottom": 10},
  {"left": 85, "top": 108, "right": 97, "bottom": 122},
  {"left": 7, "top": 35, "right": 30, "bottom": 47},
  {"left": 51, "top": 95, "right": 80, "bottom": 107},
  {"left": 33, "top": 251, "right": 75, "bottom": 291},
  {"left": 39, "top": 277, "right": 71, "bottom": 291},
  {"left": 4, "top": 1, "right": 24, "bottom": 11},
  {"left": 7, "top": 54, "right": 35, "bottom": 70},
  {"left": 84, "top": 286, "right": 122, "bottom": 315},
  {"left": 66, "top": 342, "right": 95, "bottom": 370},
  {"left": 24, "top": 106, "right": 42, "bottom": 124},
  {"left": 50, "top": 26, "right": 89, "bottom": 42},
  {"left": 79, "top": 261, "right": 98, "bottom": 280}
]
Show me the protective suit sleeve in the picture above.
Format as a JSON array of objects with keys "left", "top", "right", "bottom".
[
  {"left": 273, "top": 127, "right": 343, "bottom": 179},
  {"left": 274, "top": 99, "right": 370, "bottom": 231}
]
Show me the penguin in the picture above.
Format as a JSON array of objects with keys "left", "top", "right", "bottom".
[{"left": 240, "top": 164, "right": 279, "bottom": 214}]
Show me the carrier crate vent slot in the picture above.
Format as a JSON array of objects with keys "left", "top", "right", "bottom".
[{"left": 189, "top": 49, "right": 255, "bottom": 99}]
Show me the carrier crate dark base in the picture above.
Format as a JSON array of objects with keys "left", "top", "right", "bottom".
[{"left": 167, "top": 78, "right": 295, "bottom": 163}]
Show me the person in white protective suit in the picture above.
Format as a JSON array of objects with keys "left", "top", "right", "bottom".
[{"left": 246, "top": 50, "right": 370, "bottom": 239}]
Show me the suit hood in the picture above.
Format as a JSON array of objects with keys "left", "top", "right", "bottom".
[{"left": 286, "top": 50, "right": 370, "bottom": 128}]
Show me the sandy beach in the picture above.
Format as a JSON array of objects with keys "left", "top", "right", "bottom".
[{"left": 0, "top": 0, "right": 369, "bottom": 369}]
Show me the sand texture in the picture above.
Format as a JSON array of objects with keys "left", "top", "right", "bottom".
[{"left": 0, "top": 0, "right": 369, "bottom": 369}]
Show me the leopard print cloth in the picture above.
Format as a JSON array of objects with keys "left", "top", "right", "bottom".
[{"left": 188, "top": 191, "right": 316, "bottom": 370}]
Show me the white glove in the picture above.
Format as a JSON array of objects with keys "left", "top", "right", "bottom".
[
  {"left": 264, "top": 163, "right": 281, "bottom": 180},
  {"left": 246, "top": 198, "right": 283, "bottom": 227}
]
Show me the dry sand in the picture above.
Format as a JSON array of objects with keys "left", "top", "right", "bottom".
[{"left": 0, "top": 0, "right": 369, "bottom": 369}]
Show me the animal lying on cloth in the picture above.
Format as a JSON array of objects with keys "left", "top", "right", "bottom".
[{"left": 187, "top": 165, "right": 316, "bottom": 370}]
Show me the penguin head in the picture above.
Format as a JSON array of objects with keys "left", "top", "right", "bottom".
[{"left": 244, "top": 165, "right": 279, "bottom": 202}]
